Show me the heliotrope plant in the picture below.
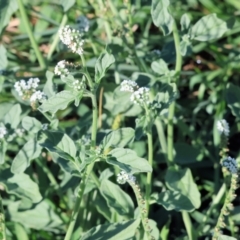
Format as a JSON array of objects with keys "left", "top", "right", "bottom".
[{"left": 0, "top": 0, "right": 238, "bottom": 240}]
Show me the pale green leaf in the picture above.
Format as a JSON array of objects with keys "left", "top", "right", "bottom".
[
  {"left": 11, "top": 139, "right": 42, "bottom": 174},
  {"left": 107, "top": 148, "right": 152, "bottom": 174},
  {"left": 95, "top": 52, "right": 115, "bottom": 83},
  {"left": 151, "top": 0, "right": 173, "bottom": 35},
  {"left": 180, "top": 13, "right": 191, "bottom": 31},
  {"left": 0, "top": 140, "right": 7, "bottom": 164},
  {"left": 165, "top": 168, "right": 201, "bottom": 209},
  {"left": 81, "top": 219, "right": 140, "bottom": 240},
  {"left": 189, "top": 14, "right": 228, "bottom": 41},
  {"left": 0, "top": 169, "right": 42, "bottom": 203},
  {"left": 0, "top": 45, "right": 8, "bottom": 69},
  {"left": 22, "top": 116, "right": 42, "bottom": 133},
  {"left": 8, "top": 200, "right": 63, "bottom": 231},
  {"left": 44, "top": 71, "right": 55, "bottom": 98},
  {"left": 151, "top": 59, "right": 169, "bottom": 75},
  {"left": 38, "top": 90, "right": 76, "bottom": 115},
  {"left": 102, "top": 128, "right": 135, "bottom": 151},
  {"left": 3, "top": 104, "right": 21, "bottom": 129},
  {"left": 59, "top": 0, "right": 75, "bottom": 12},
  {"left": 100, "top": 179, "right": 134, "bottom": 218}
]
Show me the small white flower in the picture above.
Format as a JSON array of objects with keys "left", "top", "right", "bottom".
[
  {"left": 30, "top": 90, "right": 46, "bottom": 103},
  {"left": 41, "top": 124, "right": 48, "bottom": 131},
  {"left": 15, "top": 128, "right": 25, "bottom": 137},
  {"left": 72, "top": 79, "right": 86, "bottom": 91},
  {"left": 120, "top": 80, "right": 138, "bottom": 93},
  {"left": 54, "top": 60, "right": 70, "bottom": 76},
  {"left": 0, "top": 126, "right": 7, "bottom": 139},
  {"left": 217, "top": 119, "right": 230, "bottom": 136},
  {"left": 222, "top": 156, "right": 238, "bottom": 174},
  {"left": 59, "top": 25, "right": 84, "bottom": 55},
  {"left": 117, "top": 171, "right": 136, "bottom": 184},
  {"left": 130, "top": 87, "right": 150, "bottom": 106}
]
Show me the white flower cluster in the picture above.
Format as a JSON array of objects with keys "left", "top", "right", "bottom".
[
  {"left": 120, "top": 80, "right": 150, "bottom": 107},
  {"left": 130, "top": 87, "right": 150, "bottom": 105},
  {"left": 217, "top": 119, "right": 230, "bottom": 136},
  {"left": 15, "top": 128, "right": 25, "bottom": 137},
  {"left": 14, "top": 78, "right": 46, "bottom": 103},
  {"left": 222, "top": 156, "right": 238, "bottom": 174},
  {"left": 59, "top": 25, "right": 84, "bottom": 55},
  {"left": 117, "top": 171, "right": 136, "bottom": 185},
  {"left": 54, "top": 60, "right": 70, "bottom": 77},
  {"left": 76, "top": 16, "right": 89, "bottom": 33},
  {"left": 0, "top": 126, "right": 7, "bottom": 139},
  {"left": 120, "top": 80, "right": 138, "bottom": 92},
  {"left": 72, "top": 79, "right": 86, "bottom": 91},
  {"left": 14, "top": 78, "right": 40, "bottom": 97}
]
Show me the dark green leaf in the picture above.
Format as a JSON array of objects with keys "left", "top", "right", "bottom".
[
  {"left": 100, "top": 179, "right": 134, "bottom": 218},
  {"left": 151, "top": 0, "right": 173, "bottom": 35},
  {"left": 95, "top": 52, "right": 115, "bottom": 83},
  {"left": 226, "top": 83, "right": 240, "bottom": 119},
  {"left": 0, "top": 0, "right": 18, "bottom": 35},
  {"left": 39, "top": 131, "right": 76, "bottom": 161},
  {"left": 11, "top": 139, "right": 42, "bottom": 174},
  {"left": 81, "top": 219, "right": 140, "bottom": 240}
]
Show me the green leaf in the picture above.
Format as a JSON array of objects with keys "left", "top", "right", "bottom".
[
  {"left": 226, "top": 83, "right": 240, "bottom": 119},
  {"left": 81, "top": 219, "right": 140, "bottom": 240},
  {"left": 0, "top": 140, "right": 7, "bottom": 164},
  {"left": 174, "top": 142, "right": 200, "bottom": 165},
  {"left": 39, "top": 130, "right": 76, "bottom": 161},
  {"left": 151, "top": 59, "right": 169, "bottom": 75},
  {"left": 151, "top": 0, "right": 173, "bottom": 35},
  {"left": 102, "top": 128, "right": 135, "bottom": 151},
  {"left": 180, "top": 38, "right": 192, "bottom": 56},
  {"left": 152, "top": 190, "right": 197, "bottom": 212},
  {"left": 218, "top": 235, "right": 237, "bottom": 240},
  {"left": 0, "top": 45, "right": 8, "bottom": 69},
  {"left": 189, "top": 14, "right": 228, "bottom": 41},
  {"left": 43, "top": 71, "right": 55, "bottom": 98},
  {"left": 3, "top": 104, "right": 21, "bottom": 129},
  {"left": 95, "top": 52, "right": 115, "bottom": 83},
  {"left": 0, "top": 169, "right": 42, "bottom": 203},
  {"left": 100, "top": 179, "right": 134, "bottom": 218},
  {"left": 38, "top": 90, "right": 76, "bottom": 115},
  {"left": 8, "top": 200, "right": 63, "bottom": 231},
  {"left": 59, "top": 0, "right": 75, "bottom": 12},
  {"left": 180, "top": 13, "right": 191, "bottom": 31},
  {"left": 21, "top": 116, "right": 42, "bottom": 133},
  {"left": 0, "top": 0, "right": 18, "bottom": 35},
  {"left": 11, "top": 139, "right": 42, "bottom": 174},
  {"left": 165, "top": 168, "right": 201, "bottom": 210},
  {"left": 107, "top": 148, "right": 152, "bottom": 174}
]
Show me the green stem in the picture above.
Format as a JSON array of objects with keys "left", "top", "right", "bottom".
[
  {"left": 146, "top": 130, "right": 153, "bottom": 214},
  {"left": 47, "top": 14, "right": 68, "bottom": 60},
  {"left": 64, "top": 58, "right": 98, "bottom": 239},
  {"left": 155, "top": 118, "right": 167, "bottom": 161},
  {"left": 0, "top": 194, "right": 6, "bottom": 240},
  {"left": 17, "top": 0, "right": 46, "bottom": 69},
  {"left": 182, "top": 211, "right": 196, "bottom": 240},
  {"left": 167, "top": 21, "right": 182, "bottom": 164}
]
